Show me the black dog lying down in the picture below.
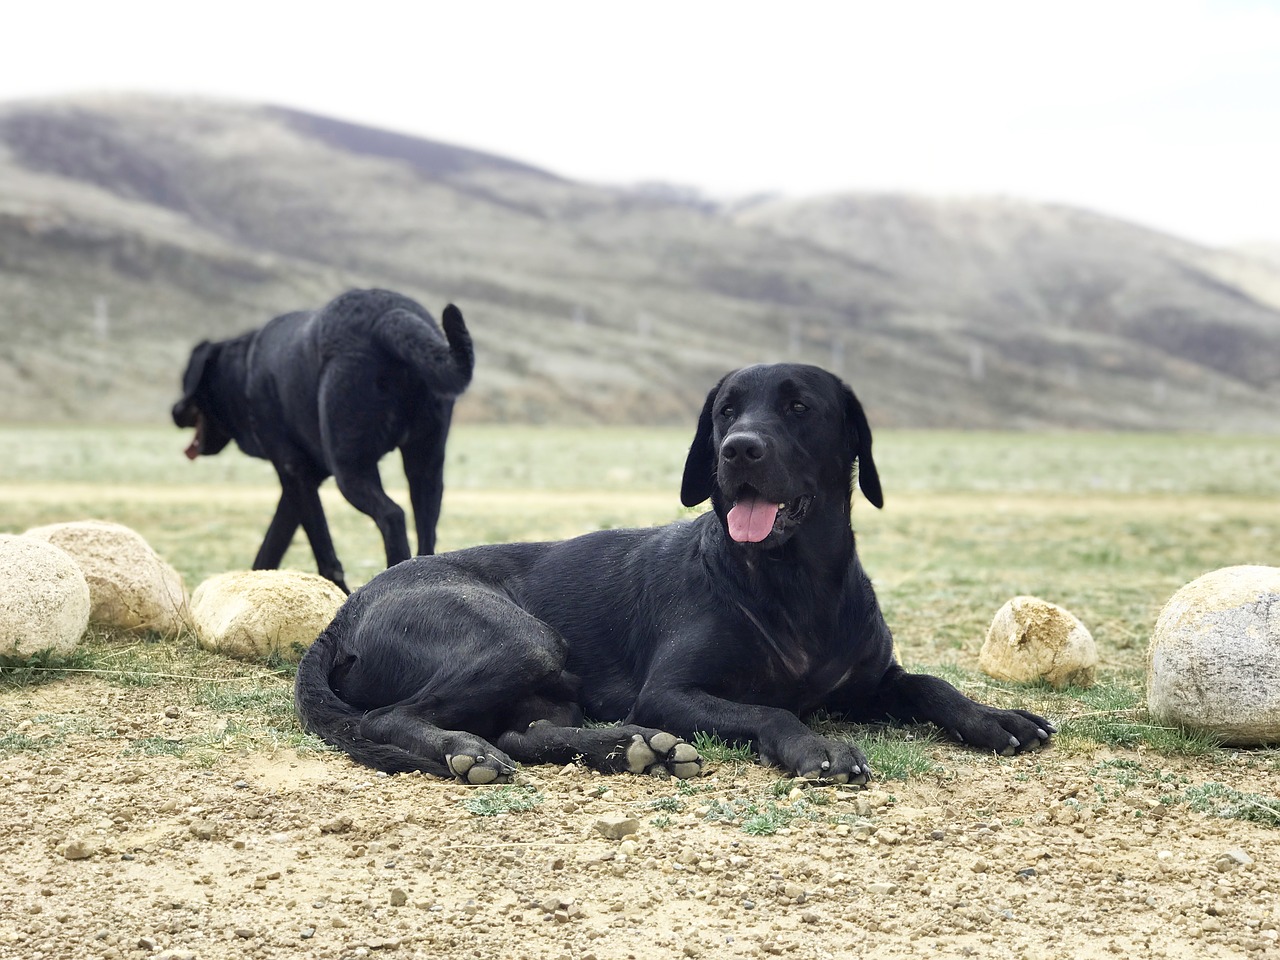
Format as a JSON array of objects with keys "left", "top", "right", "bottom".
[
  {"left": 295, "top": 363, "right": 1053, "bottom": 783},
  {"left": 173, "top": 289, "right": 473, "bottom": 592}
]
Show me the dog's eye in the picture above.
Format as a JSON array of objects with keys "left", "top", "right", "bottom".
[
  {"left": 790, "top": 401, "right": 809, "bottom": 414},
  {"left": 719, "top": 405, "right": 735, "bottom": 420}
]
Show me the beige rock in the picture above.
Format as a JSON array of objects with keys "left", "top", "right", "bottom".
[
  {"left": 24, "top": 520, "right": 188, "bottom": 634},
  {"left": 979, "top": 595, "right": 1097, "bottom": 689},
  {"left": 189, "top": 570, "right": 345, "bottom": 661},
  {"left": 1147, "top": 565, "right": 1280, "bottom": 746},
  {"left": 0, "top": 534, "right": 90, "bottom": 658}
]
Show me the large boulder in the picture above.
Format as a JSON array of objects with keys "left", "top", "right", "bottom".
[
  {"left": 979, "top": 595, "right": 1098, "bottom": 689},
  {"left": 23, "top": 520, "right": 188, "bottom": 635},
  {"left": 1147, "top": 565, "right": 1280, "bottom": 746},
  {"left": 189, "top": 570, "right": 346, "bottom": 661},
  {"left": 0, "top": 534, "right": 91, "bottom": 659}
]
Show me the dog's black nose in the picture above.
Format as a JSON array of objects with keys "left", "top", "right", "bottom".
[{"left": 721, "top": 431, "right": 767, "bottom": 463}]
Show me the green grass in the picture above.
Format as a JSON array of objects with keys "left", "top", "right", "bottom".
[{"left": 460, "top": 784, "right": 546, "bottom": 817}]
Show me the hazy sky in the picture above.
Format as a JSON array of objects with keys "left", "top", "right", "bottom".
[{"left": 6, "top": 0, "right": 1278, "bottom": 246}]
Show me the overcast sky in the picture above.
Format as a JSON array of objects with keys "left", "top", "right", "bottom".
[{"left": 5, "top": 0, "right": 1278, "bottom": 247}]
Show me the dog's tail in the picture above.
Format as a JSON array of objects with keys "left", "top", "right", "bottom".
[
  {"left": 372, "top": 304, "right": 474, "bottom": 399},
  {"left": 294, "top": 612, "right": 449, "bottom": 775}
]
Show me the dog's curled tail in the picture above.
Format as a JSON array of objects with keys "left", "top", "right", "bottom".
[
  {"left": 294, "top": 618, "right": 448, "bottom": 776},
  {"left": 373, "top": 304, "right": 474, "bottom": 399}
]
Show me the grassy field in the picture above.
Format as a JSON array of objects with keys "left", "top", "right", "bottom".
[{"left": 2, "top": 423, "right": 1278, "bottom": 764}]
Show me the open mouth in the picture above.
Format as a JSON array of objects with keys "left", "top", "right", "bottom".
[
  {"left": 184, "top": 413, "right": 205, "bottom": 460},
  {"left": 726, "top": 489, "right": 813, "bottom": 544}
]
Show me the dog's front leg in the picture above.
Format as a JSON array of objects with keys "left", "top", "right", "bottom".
[
  {"left": 870, "top": 665, "right": 1054, "bottom": 755},
  {"left": 630, "top": 686, "right": 870, "bottom": 784}
]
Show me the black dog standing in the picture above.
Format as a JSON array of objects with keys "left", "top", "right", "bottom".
[
  {"left": 295, "top": 363, "right": 1053, "bottom": 783},
  {"left": 173, "top": 288, "right": 473, "bottom": 592}
]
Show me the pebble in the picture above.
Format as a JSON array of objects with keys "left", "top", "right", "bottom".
[
  {"left": 1215, "top": 849, "right": 1254, "bottom": 872},
  {"left": 390, "top": 888, "right": 408, "bottom": 907},
  {"left": 59, "top": 839, "right": 97, "bottom": 861},
  {"left": 163, "top": 706, "right": 180, "bottom": 719},
  {"left": 594, "top": 815, "right": 639, "bottom": 840},
  {"left": 867, "top": 882, "right": 898, "bottom": 895},
  {"left": 188, "top": 820, "right": 217, "bottom": 841}
]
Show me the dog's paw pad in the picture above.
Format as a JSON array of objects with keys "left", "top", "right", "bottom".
[
  {"left": 447, "top": 754, "right": 476, "bottom": 777},
  {"left": 648, "top": 732, "right": 680, "bottom": 755},
  {"left": 466, "top": 764, "right": 502, "bottom": 785},
  {"left": 670, "top": 761, "right": 702, "bottom": 780},
  {"left": 625, "top": 735, "right": 658, "bottom": 774},
  {"left": 669, "top": 742, "right": 699, "bottom": 764}
]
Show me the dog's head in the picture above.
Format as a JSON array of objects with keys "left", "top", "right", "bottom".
[
  {"left": 172, "top": 340, "right": 233, "bottom": 459},
  {"left": 680, "top": 364, "right": 882, "bottom": 548}
]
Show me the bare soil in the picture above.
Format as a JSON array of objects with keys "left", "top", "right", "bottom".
[{"left": 3, "top": 678, "right": 1279, "bottom": 960}]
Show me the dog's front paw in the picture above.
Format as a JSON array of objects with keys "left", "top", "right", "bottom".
[
  {"left": 950, "top": 707, "right": 1055, "bottom": 756},
  {"left": 780, "top": 737, "right": 871, "bottom": 786},
  {"left": 623, "top": 730, "right": 703, "bottom": 779}
]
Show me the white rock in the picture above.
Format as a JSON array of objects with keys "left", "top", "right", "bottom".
[
  {"left": 24, "top": 520, "right": 188, "bottom": 635},
  {"left": 1147, "top": 565, "right": 1280, "bottom": 746},
  {"left": 979, "top": 596, "right": 1098, "bottom": 689},
  {"left": 189, "top": 570, "right": 346, "bottom": 661},
  {"left": 0, "top": 534, "right": 90, "bottom": 658}
]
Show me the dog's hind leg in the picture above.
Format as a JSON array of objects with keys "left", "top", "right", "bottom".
[
  {"left": 399, "top": 417, "right": 449, "bottom": 556},
  {"left": 495, "top": 719, "right": 703, "bottom": 779},
  {"left": 332, "top": 463, "right": 412, "bottom": 568},
  {"left": 356, "top": 708, "right": 517, "bottom": 784}
]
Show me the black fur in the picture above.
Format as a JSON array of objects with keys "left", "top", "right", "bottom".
[
  {"left": 173, "top": 288, "right": 473, "bottom": 592},
  {"left": 295, "top": 363, "right": 1053, "bottom": 783}
]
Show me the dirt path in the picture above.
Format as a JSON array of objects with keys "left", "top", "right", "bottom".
[{"left": 2, "top": 678, "right": 1278, "bottom": 960}]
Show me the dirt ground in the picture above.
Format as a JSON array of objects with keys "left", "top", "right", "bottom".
[{"left": 2, "top": 678, "right": 1279, "bottom": 960}]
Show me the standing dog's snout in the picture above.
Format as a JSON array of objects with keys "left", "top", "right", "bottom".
[{"left": 721, "top": 431, "right": 768, "bottom": 464}]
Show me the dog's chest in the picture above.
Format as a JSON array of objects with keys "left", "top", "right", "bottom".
[{"left": 734, "top": 601, "right": 852, "bottom": 704}]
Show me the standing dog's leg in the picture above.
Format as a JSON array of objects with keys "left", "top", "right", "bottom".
[
  {"left": 332, "top": 463, "right": 412, "bottom": 568},
  {"left": 253, "top": 493, "right": 300, "bottom": 572},
  {"left": 400, "top": 416, "right": 450, "bottom": 556},
  {"left": 271, "top": 466, "right": 348, "bottom": 592}
]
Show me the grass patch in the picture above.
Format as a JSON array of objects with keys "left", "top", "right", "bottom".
[
  {"left": 460, "top": 784, "right": 546, "bottom": 817},
  {"left": 0, "top": 648, "right": 98, "bottom": 690},
  {"left": 692, "top": 732, "right": 756, "bottom": 765},
  {"left": 1180, "top": 783, "right": 1280, "bottom": 828}
]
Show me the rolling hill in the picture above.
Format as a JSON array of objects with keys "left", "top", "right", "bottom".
[{"left": 2, "top": 93, "right": 1278, "bottom": 431}]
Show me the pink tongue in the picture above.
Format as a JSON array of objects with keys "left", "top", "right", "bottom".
[
  {"left": 727, "top": 498, "right": 780, "bottom": 543},
  {"left": 184, "top": 436, "right": 200, "bottom": 460}
]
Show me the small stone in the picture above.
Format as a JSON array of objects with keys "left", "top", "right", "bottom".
[
  {"left": 137, "top": 937, "right": 159, "bottom": 951},
  {"left": 783, "top": 882, "right": 805, "bottom": 900},
  {"left": 233, "top": 928, "right": 254, "bottom": 939},
  {"left": 60, "top": 839, "right": 97, "bottom": 860},
  {"left": 189, "top": 820, "right": 217, "bottom": 840},
  {"left": 1215, "top": 849, "right": 1254, "bottom": 872},
  {"left": 867, "top": 882, "right": 898, "bottom": 895},
  {"left": 164, "top": 706, "right": 180, "bottom": 719},
  {"left": 618, "top": 839, "right": 639, "bottom": 857},
  {"left": 970, "top": 858, "right": 990, "bottom": 873},
  {"left": 593, "top": 815, "right": 639, "bottom": 840},
  {"left": 389, "top": 888, "right": 408, "bottom": 907},
  {"left": 300, "top": 929, "right": 316, "bottom": 940},
  {"left": 1016, "top": 867, "right": 1038, "bottom": 879}
]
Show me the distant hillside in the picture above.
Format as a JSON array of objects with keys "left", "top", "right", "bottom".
[{"left": 2, "top": 93, "right": 1278, "bottom": 431}]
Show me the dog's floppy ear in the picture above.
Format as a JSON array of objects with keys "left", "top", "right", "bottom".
[
  {"left": 173, "top": 340, "right": 216, "bottom": 426},
  {"left": 844, "top": 385, "right": 884, "bottom": 509},
  {"left": 180, "top": 341, "right": 215, "bottom": 401},
  {"left": 680, "top": 376, "right": 727, "bottom": 507}
]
